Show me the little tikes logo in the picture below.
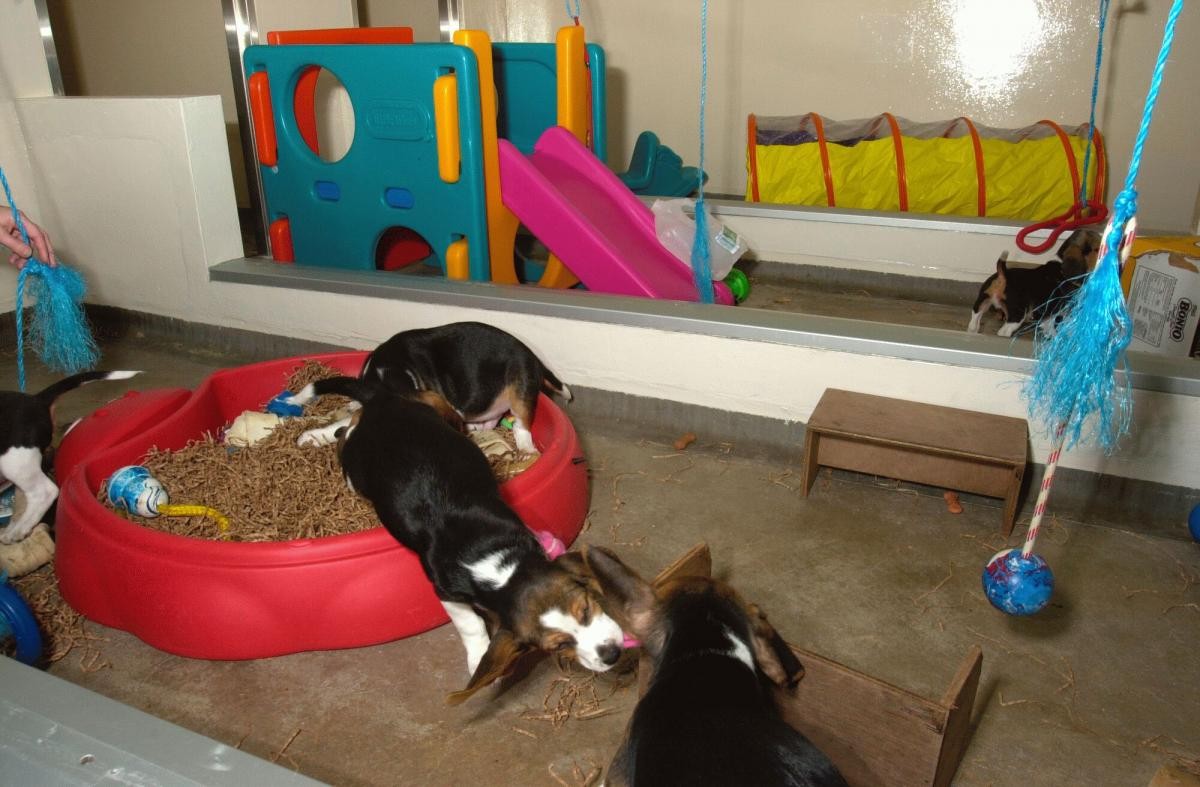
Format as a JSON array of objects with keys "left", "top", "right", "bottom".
[{"left": 1169, "top": 298, "right": 1193, "bottom": 342}]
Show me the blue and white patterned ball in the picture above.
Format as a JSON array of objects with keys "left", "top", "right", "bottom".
[
  {"left": 106, "top": 465, "right": 169, "bottom": 518},
  {"left": 982, "top": 548, "right": 1054, "bottom": 616}
]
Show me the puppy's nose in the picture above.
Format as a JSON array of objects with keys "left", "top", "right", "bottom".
[{"left": 597, "top": 642, "right": 622, "bottom": 666}]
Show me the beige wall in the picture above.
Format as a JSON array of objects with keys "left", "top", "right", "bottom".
[
  {"left": 488, "top": 0, "right": 1200, "bottom": 232},
  {"left": 1, "top": 0, "right": 55, "bottom": 313}
]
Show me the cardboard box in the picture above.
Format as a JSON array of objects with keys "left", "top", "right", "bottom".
[{"left": 1123, "top": 236, "right": 1200, "bottom": 358}]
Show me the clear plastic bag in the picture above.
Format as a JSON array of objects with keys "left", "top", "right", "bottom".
[{"left": 652, "top": 198, "right": 748, "bottom": 279}]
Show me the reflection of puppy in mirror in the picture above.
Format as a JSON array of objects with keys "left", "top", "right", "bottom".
[{"left": 968, "top": 229, "right": 1102, "bottom": 337}]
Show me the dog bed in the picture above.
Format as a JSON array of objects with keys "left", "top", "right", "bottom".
[{"left": 51, "top": 352, "right": 588, "bottom": 660}]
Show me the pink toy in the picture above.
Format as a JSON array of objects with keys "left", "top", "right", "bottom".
[{"left": 499, "top": 126, "right": 734, "bottom": 305}]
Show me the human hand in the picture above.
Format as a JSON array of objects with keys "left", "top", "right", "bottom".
[{"left": 2, "top": 207, "right": 56, "bottom": 269}]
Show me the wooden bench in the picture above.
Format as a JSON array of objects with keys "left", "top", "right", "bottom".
[{"left": 800, "top": 389, "right": 1028, "bottom": 535}]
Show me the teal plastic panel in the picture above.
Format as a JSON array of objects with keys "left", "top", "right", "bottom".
[
  {"left": 492, "top": 42, "right": 607, "bottom": 163},
  {"left": 244, "top": 43, "right": 490, "bottom": 278}
]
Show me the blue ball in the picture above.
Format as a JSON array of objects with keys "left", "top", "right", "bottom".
[
  {"left": 1189, "top": 504, "right": 1200, "bottom": 543},
  {"left": 982, "top": 549, "right": 1054, "bottom": 616}
]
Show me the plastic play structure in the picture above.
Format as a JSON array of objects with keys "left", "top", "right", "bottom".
[
  {"left": 244, "top": 25, "right": 728, "bottom": 303},
  {"left": 50, "top": 353, "right": 588, "bottom": 660},
  {"left": 746, "top": 113, "right": 1105, "bottom": 222}
]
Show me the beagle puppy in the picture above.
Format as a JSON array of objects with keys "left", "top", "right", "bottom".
[
  {"left": 293, "top": 376, "right": 624, "bottom": 701},
  {"left": 1, "top": 370, "right": 139, "bottom": 544},
  {"left": 295, "top": 322, "right": 570, "bottom": 455},
  {"left": 585, "top": 547, "right": 847, "bottom": 787},
  {"left": 968, "top": 228, "right": 1102, "bottom": 337}
]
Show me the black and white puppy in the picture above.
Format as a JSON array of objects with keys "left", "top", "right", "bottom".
[
  {"left": 968, "top": 228, "right": 1102, "bottom": 337},
  {"left": 585, "top": 547, "right": 847, "bottom": 787},
  {"left": 0, "top": 370, "right": 139, "bottom": 544},
  {"left": 293, "top": 376, "right": 624, "bottom": 701},
  {"left": 295, "top": 322, "right": 570, "bottom": 455}
]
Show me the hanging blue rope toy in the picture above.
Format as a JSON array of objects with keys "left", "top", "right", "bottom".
[
  {"left": 983, "top": 0, "right": 1186, "bottom": 616},
  {"left": 1, "top": 166, "right": 98, "bottom": 390}
]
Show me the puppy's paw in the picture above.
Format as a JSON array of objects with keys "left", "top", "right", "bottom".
[
  {"left": 285, "top": 384, "right": 316, "bottom": 408},
  {"left": 513, "top": 424, "right": 538, "bottom": 455}
]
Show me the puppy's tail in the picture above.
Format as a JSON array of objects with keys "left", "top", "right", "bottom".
[
  {"left": 35, "top": 370, "right": 140, "bottom": 406},
  {"left": 541, "top": 367, "right": 573, "bottom": 402},
  {"left": 288, "top": 375, "right": 381, "bottom": 408},
  {"left": 995, "top": 250, "right": 1009, "bottom": 275}
]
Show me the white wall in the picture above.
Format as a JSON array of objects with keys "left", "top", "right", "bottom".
[
  {"left": 488, "top": 0, "right": 1200, "bottom": 233},
  {"left": 0, "top": 0, "right": 55, "bottom": 313}
]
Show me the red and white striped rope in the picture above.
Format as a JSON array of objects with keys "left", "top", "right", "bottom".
[{"left": 1022, "top": 422, "right": 1068, "bottom": 557}]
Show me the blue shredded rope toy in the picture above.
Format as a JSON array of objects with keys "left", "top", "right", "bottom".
[
  {"left": 689, "top": 0, "right": 716, "bottom": 305},
  {"left": 1023, "top": 0, "right": 1184, "bottom": 454},
  {"left": 1, "top": 166, "right": 98, "bottom": 391}
]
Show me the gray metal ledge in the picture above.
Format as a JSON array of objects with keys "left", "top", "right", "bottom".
[{"left": 210, "top": 257, "right": 1200, "bottom": 398}]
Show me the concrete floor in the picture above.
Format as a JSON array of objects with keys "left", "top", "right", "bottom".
[{"left": 3, "top": 328, "right": 1199, "bottom": 786}]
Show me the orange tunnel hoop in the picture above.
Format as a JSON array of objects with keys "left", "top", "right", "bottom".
[
  {"left": 880, "top": 112, "right": 908, "bottom": 212},
  {"left": 945, "top": 116, "right": 986, "bottom": 217},
  {"left": 811, "top": 112, "right": 835, "bottom": 208},
  {"left": 747, "top": 114, "right": 760, "bottom": 202}
]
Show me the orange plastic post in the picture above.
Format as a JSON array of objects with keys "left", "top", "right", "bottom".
[
  {"left": 445, "top": 239, "right": 470, "bottom": 281},
  {"left": 266, "top": 27, "right": 414, "bottom": 45},
  {"left": 556, "top": 26, "right": 589, "bottom": 145},
  {"left": 269, "top": 217, "right": 294, "bottom": 263},
  {"left": 533, "top": 25, "right": 591, "bottom": 289},
  {"left": 433, "top": 74, "right": 461, "bottom": 183},
  {"left": 248, "top": 71, "right": 277, "bottom": 167},
  {"left": 454, "top": 30, "right": 520, "bottom": 284}
]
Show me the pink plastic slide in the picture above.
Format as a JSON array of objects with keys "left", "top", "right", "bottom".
[{"left": 498, "top": 126, "right": 734, "bottom": 305}]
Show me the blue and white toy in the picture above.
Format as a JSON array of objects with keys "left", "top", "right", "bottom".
[
  {"left": 983, "top": 549, "right": 1055, "bottom": 616},
  {"left": 106, "top": 465, "right": 169, "bottom": 518}
]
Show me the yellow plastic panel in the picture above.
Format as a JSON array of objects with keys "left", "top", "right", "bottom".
[{"left": 433, "top": 74, "right": 460, "bottom": 183}]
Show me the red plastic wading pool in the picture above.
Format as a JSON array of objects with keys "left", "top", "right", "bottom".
[{"left": 52, "top": 352, "right": 589, "bottom": 660}]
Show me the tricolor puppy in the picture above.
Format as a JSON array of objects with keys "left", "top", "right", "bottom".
[
  {"left": 0, "top": 370, "right": 140, "bottom": 544},
  {"left": 585, "top": 547, "right": 847, "bottom": 787},
  {"left": 968, "top": 228, "right": 1102, "bottom": 337},
  {"left": 294, "top": 322, "right": 570, "bottom": 455},
  {"left": 296, "top": 376, "right": 624, "bottom": 701}
]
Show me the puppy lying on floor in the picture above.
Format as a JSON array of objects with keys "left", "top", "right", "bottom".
[
  {"left": 585, "top": 547, "right": 847, "bottom": 787},
  {"left": 294, "top": 322, "right": 570, "bottom": 455},
  {"left": 290, "top": 376, "right": 624, "bottom": 700},
  {"left": 0, "top": 370, "right": 139, "bottom": 544},
  {"left": 968, "top": 228, "right": 1101, "bottom": 337}
]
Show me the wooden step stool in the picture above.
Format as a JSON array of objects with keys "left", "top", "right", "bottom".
[{"left": 800, "top": 389, "right": 1028, "bottom": 535}]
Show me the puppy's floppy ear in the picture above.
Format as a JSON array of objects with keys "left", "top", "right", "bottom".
[
  {"left": 445, "top": 629, "right": 531, "bottom": 705},
  {"left": 551, "top": 551, "right": 595, "bottom": 585},
  {"left": 745, "top": 602, "right": 804, "bottom": 688},
  {"left": 583, "top": 546, "right": 657, "bottom": 641}
]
